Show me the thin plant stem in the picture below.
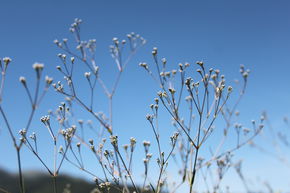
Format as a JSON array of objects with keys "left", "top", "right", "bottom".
[
  {"left": 52, "top": 176, "right": 58, "bottom": 193},
  {"left": 16, "top": 149, "right": 25, "bottom": 193}
]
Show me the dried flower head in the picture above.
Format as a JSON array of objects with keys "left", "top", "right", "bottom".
[
  {"left": 19, "top": 76, "right": 26, "bottom": 84},
  {"left": 3, "top": 57, "right": 12, "bottom": 67},
  {"left": 45, "top": 76, "right": 53, "bottom": 85},
  {"left": 84, "top": 72, "right": 91, "bottom": 79},
  {"left": 33, "top": 63, "right": 44, "bottom": 71},
  {"left": 110, "top": 135, "right": 118, "bottom": 146},
  {"left": 130, "top": 137, "right": 137, "bottom": 147},
  {"left": 143, "top": 140, "right": 151, "bottom": 147},
  {"left": 40, "top": 115, "right": 50, "bottom": 124}
]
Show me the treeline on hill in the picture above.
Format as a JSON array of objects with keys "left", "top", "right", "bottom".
[{"left": 0, "top": 169, "right": 149, "bottom": 193}]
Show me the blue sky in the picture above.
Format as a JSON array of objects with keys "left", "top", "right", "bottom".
[{"left": 1, "top": 0, "right": 290, "bottom": 192}]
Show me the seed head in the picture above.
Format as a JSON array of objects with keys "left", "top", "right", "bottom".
[
  {"left": 89, "top": 139, "right": 94, "bottom": 145},
  {"left": 242, "top": 72, "right": 248, "bottom": 78},
  {"left": 227, "top": 86, "right": 233, "bottom": 93},
  {"left": 71, "top": 57, "right": 75, "bottom": 63},
  {"left": 169, "top": 88, "right": 176, "bottom": 94},
  {"left": 146, "top": 114, "right": 153, "bottom": 122},
  {"left": 40, "top": 115, "right": 50, "bottom": 123},
  {"left": 84, "top": 72, "right": 91, "bottom": 79},
  {"left": 143, "top": 140, "right": 151, "bottom": 147},
  {"left": 130, "top": 137, "right": 137, "bottom": 147},
  {"left": 18, "top": 129, "right": 27, "bottom": 136},
  {"left": 53, "top": 39, "right": 59, "bottom": 44},
  {"left": 112, "top": 37, "right": 118, "bottom": 43},
  {"left": 29, "top": 132, "right": 36, "bottom": 140},
  {"left": 3, "top": 57, "right": 12, "bottom": 66},
  {"left": 33, "top": 63, "right": 44, "bottom": 71},
  {"left": 45, "top": 76, "right": 53, "bottom": 85},
  {"left": 110, "top": 135, "right": 118, "bottom": 146},
  {"left": 19, "top": 76, "right": 26, "bottom": 84},
  {"left": 139, "top": 62, "right": 148, "bottom": 70},
  {"left": 161, "top": 58, "right": 167, "bottom": 64},
  {"left": 146, "top": 153, "right": 152, "bottom": 159},
  {"left": 196, "top": 61, "right": 204, "bottom": 66},
  {"left": 154, "top": 98, "right": 159, "bottom": 103},
  {"left": 143, "top": 158, "right": 149, "bottom": 164},
  {"left": 123, "top": 144, "right": 129, "bottom": 151},
  {"left": 152, "top": 47, "right": 157, "bottom": 55},
  {"left": 59, "top": 146, "right": 64, "bottom": 153}
]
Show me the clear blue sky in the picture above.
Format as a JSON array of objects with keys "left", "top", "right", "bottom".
[{"left": 1, "top": 0, "right": 290, "bottom": 192}]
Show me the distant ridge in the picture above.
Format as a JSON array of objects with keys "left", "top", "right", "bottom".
[{"left": 0, "top": 168, "right": 152, "bottom": 193}]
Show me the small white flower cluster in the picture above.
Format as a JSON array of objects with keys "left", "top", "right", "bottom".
[
  {"left": 143, "top": 140, "right": 151, "bottom": 157},
  {"left": 84, "top": 72, "right": 91, "bottom": 79},
  {"left": 32, "top": 63, "right": 44, "bottom": 71},
  {"left": 139, "top": 62, "right": 149, "bottom": 70},
  {"left": 98, "top": 182, "right": 111, "bottom": 190},
  {"left": 196, "top": 61, "right": 204, "bottom": 67},
  {"left": 157, "top": 91, "right": 168, "bottom": 98},
  {"left": 170, "top": 132, "right": 179, "bottom": 144},
  {"left": 160, "top": 71, "right": 171, "bottom": 77},
  {"left": 3, "top": 57, "right": 12, "bottom": 64},
  {"left": 0, "top": 57, "right": 11, "bottom": 69},
  {"left": 123, "top": 144, "right": 129, "bottom": 151},
  {"left": 18, "top": 128, "right": 27, "bottom": 143},
  {"left": 58, "top": 53, "right": 66, "bottom": 59},
  {"left": 168, "top": 87, "right": 176, "bottom": 94},
  {"left": 45, "top": 76, "right": 53, "bottom": 85},
  {"left": 143, "top": 152, "right": 153, "bottom": 164},
  {"left": 161, "top": 57, "right": 167, "bottom": 65},
  {"left": 40, "top": 115, "right": 50, "bottom": 124},
  {"left": 54, "top": 39, "right": 63, "bottom": 48},
  {"left": 29, "top": 132, "right": 36, "bottom": 140},
  {"left": 76, "top": 142, "right": 81, "bottom": 148},
  {"left": 61, "top": 125, "right": 76, "bottom": 140},
  {"left": 127, "top": 32, "right": 146, "bottom": 48},
  {"left": 19, "top": 76, "right": 26, "bottom": 84},
  {"left": 152, "top": 47, "right": 158, "bottom": 55},
  {"left": 89, "top": 139, "right": 94, "bottom": 145},
  {"left": 52, "top": 81, "right": 64, "bottom": 93},
  {"left": 146, "top": 114, "right": 154, "bottom": 123},
  {"left": 227, "top": 86, "right": 233, "bottom": 93},
  {"left": 130, "top": 137, "right": 137, "bottom": 150},
  {"left": 58, "top": 146, "right": 64, "bottom": 153},
  {"left": 76, "top": 41, "right": 87, "bottom": 50},
  {"left": 240, "top": 64, "right": 250, "bottom": 78},
  {"left": 18, "top": 128, "right": 27, "bottom": 136},
  {"left": 86, "top": 39, "right": 97, "bottom": 51},
  {"left": 110, "top": 135, "right": 118, "bottom": 146},
  {"left": 69, "top": 18, "right": 82, "bottom": 33}
]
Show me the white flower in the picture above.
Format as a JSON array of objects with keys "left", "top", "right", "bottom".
[
  {"left": 84, "top": 72, "right": 91, "bottom": 78},
  {"left": 19, "top": 76, "right": 26, "bottom": 84},
  {"left": 32, "top": 63, "right": 44, "bottom": 70},
  {"left": 45, "top": 76, "right": 53, "bottom": 85},
  {"left": 3, "top": 57, "right": 12, "bottom": 64}
]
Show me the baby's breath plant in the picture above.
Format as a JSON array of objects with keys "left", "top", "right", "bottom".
[
  {"left": 0, "top": 18, "right": 264, "bottom": 193},
  {"left": 0, "top": 59, "right": 52, "bottom": 193},
  {"left": 51, "top": 18, "right": 146, "bottom": 193},
  {"left": 139, "top": 48, "right": 263, "bottom": 193},
  {"left": 247, "top": 112, "right": 290, "bottom": 190}
]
